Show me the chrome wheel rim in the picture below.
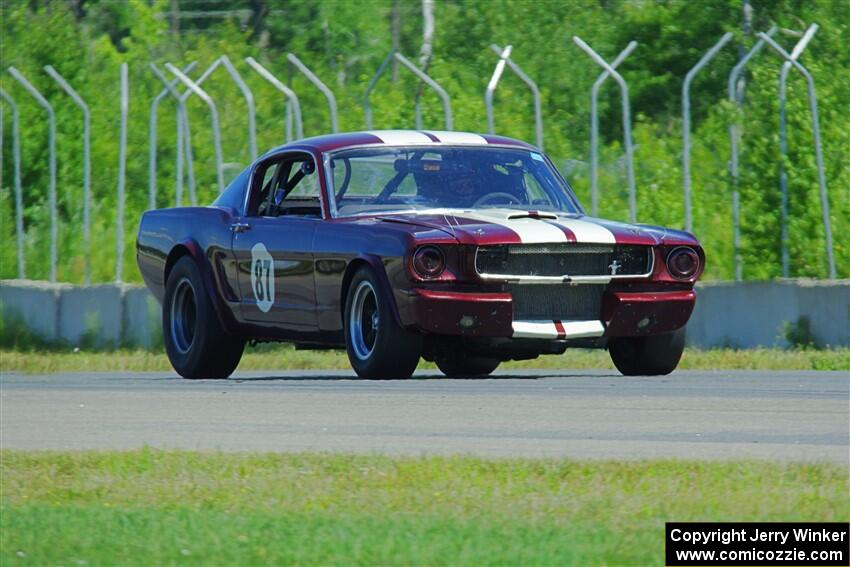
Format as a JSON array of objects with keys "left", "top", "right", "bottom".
[
  {"left": 349, "top": 280, "right": 379, "bottom": 361},
  {"left": 170, "top": 277, "right": 197, "bottom": 354}
]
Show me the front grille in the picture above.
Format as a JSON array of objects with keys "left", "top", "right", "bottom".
[
  {"left": 510, "top": 284, "right": 604, "bottom": 321},
  {"left": 476, "top": 244, "right": 652, "bottom": 278}
]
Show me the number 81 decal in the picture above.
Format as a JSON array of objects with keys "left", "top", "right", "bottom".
[{"left": 250, "top": 242, "right": 275, "bottom": 313}]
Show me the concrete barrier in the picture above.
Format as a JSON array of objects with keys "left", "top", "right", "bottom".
[
  {"left": 687, "top": 279, "right": 850, "bottom": 348},
  {"left": 0, "top": 279, "right": 68, "bottom": 341},
  {"left": 1, "top": 278, "right": 848, "bottom": 349},
  {"left": 0, "top": 279, "right": 161, "bottom": 348},
  {"left": 121, "top": 285, "right": 161, "bottom": 349},
  {"left": 58, "top": 284, "right": 124, "bottom": 347}
]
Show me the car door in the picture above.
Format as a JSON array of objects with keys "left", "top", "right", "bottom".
[{"left": 231, "top": 151, "right": 321, "bottom": 332}]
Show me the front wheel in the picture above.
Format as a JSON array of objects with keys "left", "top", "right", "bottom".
[
  {"left": 608, "top": 327, "right": 686, "bottom": 376},
  {"left": 344, "top": 267, "right": 422, "bottom": 379},
  {"left": 163, "top": 256, "right": 244, "bottom": 379}
]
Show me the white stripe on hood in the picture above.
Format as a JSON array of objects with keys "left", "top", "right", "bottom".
[
  {"left": 458, "top": 208, "right": 568, "bottom": 243},
  {"left": 547, "top": 217, "right": 616, "bottom": 244},
  {"left": 376, "top": 208, "right": 617, "bottom": 245}
]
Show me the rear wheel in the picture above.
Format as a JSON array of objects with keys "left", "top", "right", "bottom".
[
  {"left": 608, "top": 327, "right": 686, "bottom": 376},
  {"left": 163, "top": 256, "right": 244, "bottom": 379},
  {"left": 344, "top": 267, "right": 422, "bottom": 379},
  {"left": 436, "top": 356, "right": 500, "bottom": 378}
]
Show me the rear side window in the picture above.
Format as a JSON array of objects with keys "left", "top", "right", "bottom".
[{"left": 213, "top": 167, "right": 250, "bottom": 213}]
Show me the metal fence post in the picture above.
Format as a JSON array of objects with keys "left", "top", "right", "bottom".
[
  {"left": 166, "top": 62, "right": 225, "bottom": 193},
  {"left": 0, "top": 87, "right": 25, "bottom": 279},
  {"left": 776, "top": 24, "right": 818, "bottom": 277},
  {"left": 285, "top": 100, "right": 294, "bottom": 142},
  {"left": 364, "top": 50, "right": 396, "bottom": 129},
  {"left": 245, "top": 57, "right": 304, "bottom": 141},
  {"left": 572, "top": 37, "right": 637, "bottom": 223},
  {"left": 485, "top": 45, "right": 512, "bottom": 135},
  {"left": 149, "top": 62, "right": 198, "bottom": 209},
  {"left": 8, "top": 67, "right": 57, "bottom": 282},
  {"left": 44, "top": 65, "right": 93, "bottom": 284},
  {"left": 115, "top": 63, "right": 128, "bottom": 283},
  {"left": 186, "top": 56, "right": 256, "bottom": 161},
  {"left": 727, "top": 26, "right": 777, "bottom": 281},
  {"left": 490, "top": 44, "right": 544, "bottom": 150},
  {"left": 682, "top": 32, "right": 733, "bottom": 234},
  {"left": 759, "top": 31, "right": 836, "bottom": 280},
  {"left": 393, "top": 52, "right": 452, "bottom": 130},
  {"left": 363, "top": 50, "right": 452, "bottom": 130},
  {"left": 217, "top": 56, "right": 257, "bottom": 161},
  {"left": 164, "top": 57, "right": 255, "bottom": 197},
  {"left": 588, "top": 41, "right": 636, "bottom": 217},
  {"left": 150, "top": 63, "right": 199, "bottom": 207},
  {"left": 287, "top": 53, "right": 338, "bottom": 133}
]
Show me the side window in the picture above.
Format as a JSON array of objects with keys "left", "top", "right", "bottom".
[
  {"left": 287, "top": 165, "right": 319, "bottom": 197},
  {"left": 245, "top": 159, "right": 280, "bottom": 216},
  {"left": 248, "top": 152, "right": 322, "bottom": 218},
  {"left": 260, "top": 164, "right": 278, "bottom": 192}
]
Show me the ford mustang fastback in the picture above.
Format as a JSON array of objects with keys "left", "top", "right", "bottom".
[{"left": 137, "top": 130, "right": 704, "bottom": 379}]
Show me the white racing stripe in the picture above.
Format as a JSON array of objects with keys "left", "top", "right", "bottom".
[
  {"left": 424, "top": 131, "right": 489, "bottom": 145},
  {"left": 512, "top": 320, "right": 605, "bottom": 339},
  {"left": 459, "top": 208, "right": 568, "bottom": 243},
  {"left": 379, "top": 208, "right": 570, "bottom": 244},
  {"left": 549, "top": 217, "right": 616, "bottom": 244},
  {"left": 366, "top": 130, "right": 434, "bottom": 145},
  {"left": 373, "top": 207, "right": 608, "bottom": 246},
  {"left": 512, "top": 321, "right": 559, "bottom": 339},
  {"left": 560, "top": 320, "right": 606, "bottom": 338}
]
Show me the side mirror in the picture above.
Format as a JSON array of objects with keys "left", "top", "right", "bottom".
[{"left": 301, "top": 161, "right": 316, "bottom": 175}]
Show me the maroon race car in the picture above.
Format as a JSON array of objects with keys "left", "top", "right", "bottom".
[{"left": 137, "top": 130, "right": 704, "bottom": 380}]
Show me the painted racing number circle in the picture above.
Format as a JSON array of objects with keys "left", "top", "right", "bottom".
[{"left": 250, "top": 243, "right": 275, "bottom": 313}]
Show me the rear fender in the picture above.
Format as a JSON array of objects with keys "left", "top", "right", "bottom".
[{"left": 166, "top": 238, "right": 239, "bottom": 335}]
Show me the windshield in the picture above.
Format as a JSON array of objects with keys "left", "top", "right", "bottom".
[{"left": 328, "top": 146, "right": 582, "bottom": 217}]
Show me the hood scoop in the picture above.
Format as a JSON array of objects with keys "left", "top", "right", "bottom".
[{"left": 506, "top": 211, "right": 559, "bottom": 220}]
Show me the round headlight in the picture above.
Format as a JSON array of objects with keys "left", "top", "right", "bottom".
[
  {"left": 412, "top": 246, "right": 446, "bottom": 278},
  {"left": 666, "top": 246, "right": 699, "bottom": 279}
]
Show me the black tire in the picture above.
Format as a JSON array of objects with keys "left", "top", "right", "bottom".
[
  {"left": 436, "top": 356, "right": 500, "bottom": 378},
  {"left": 163, "top": 256, "right": 245, "bottom": 379},
  {"left": 343, "top": 266, "right": 422, "bottom": 379},
  {"left": 608, "top": 327, "right": 686, "bottom": 376}
]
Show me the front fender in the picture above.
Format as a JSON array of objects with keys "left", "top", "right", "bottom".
[{"left": 341, "top": 254, "right": 405, "bottom": 329}]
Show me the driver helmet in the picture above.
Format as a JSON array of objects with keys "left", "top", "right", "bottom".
[{"left": 440, "top": 159, "right": 481, "bottom": 206}]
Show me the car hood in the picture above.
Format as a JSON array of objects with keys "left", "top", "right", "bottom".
[{"left": 370, "top": 208, "right": 684, "bottom": 247}]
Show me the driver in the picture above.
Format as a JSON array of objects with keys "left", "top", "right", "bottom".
[
  {"left": 447, "top": 167, "right": 481, "bottom": 207},
  {"left": 423, "top": 161, "right": 485, "bottom": 208},
  {"left": 417, "top": 154, "right": 522, "bottom": 208}
]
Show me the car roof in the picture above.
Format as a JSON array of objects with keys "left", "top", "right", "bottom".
[{"left": 262, "top": 130, "right": 537, "bottom": 156}]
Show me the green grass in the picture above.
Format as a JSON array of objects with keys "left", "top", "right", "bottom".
[
  {"left": 1, "top": 450, "right": 847, "bottom": 566},
  {"left": 1, "top": 345, "right": 847, "bottom": 374}
]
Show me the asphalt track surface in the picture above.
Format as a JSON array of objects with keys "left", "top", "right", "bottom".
[{"left": 1, "top": 369, "right": 848, "bottom": 463}]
